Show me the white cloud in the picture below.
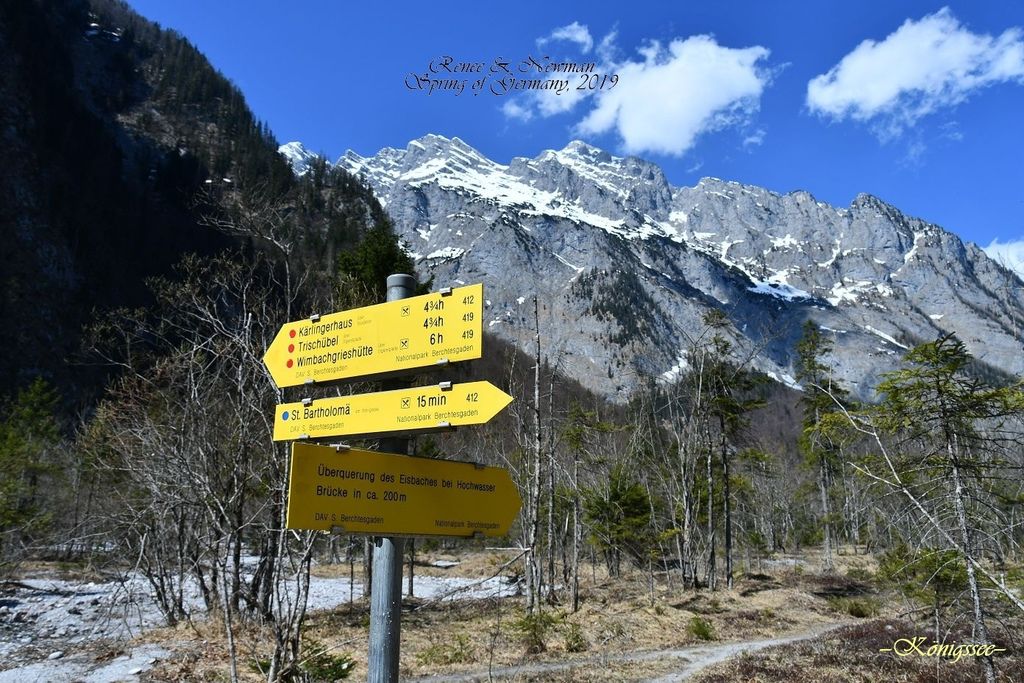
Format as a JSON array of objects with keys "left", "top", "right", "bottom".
[
  {"left": 501, "top": 26, "right": 615, "bottom": 120},
  {"left": 537, "top": 21, "right": 593, "bottom": 54},
  {"left": 983, "top": 237, "right": 1024, "bottom": 282},
  {"left": 596, "top": 29, "right": 619, "bottom": 63},
  {"left": 504, "top": 27, "right": 771, "bottom": 157},
  {"left": 901, "top": 136, "right": 927, "bottom": 166},
  {"left": 576, "top": 36, "right": 771, "bottom": 156},
  {"left": 807, "top": 8, "right": 1024, "bottom": 136},
  {"left": 742, "top": 128, "right": 766, "bottom": 148},
  {"left": 501, "top": 99, "right": 534, "bottom": 122}
]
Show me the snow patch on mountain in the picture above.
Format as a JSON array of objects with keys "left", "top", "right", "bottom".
[
  {"left": 424, "top": 247, "right": 465, "bottom": 261},
  {"left": 278, "top": 142, "right": 320, "bottom": 176},
  {"left": 863, "top": 325, "right": 908, "bottom": 349}
]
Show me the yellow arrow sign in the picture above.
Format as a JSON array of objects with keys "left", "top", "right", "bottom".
[
  {"left": 263, "top": 283, "right": 483, "bottom": 388},
  {"left": 273, "top": 381, "right": 513, "bottom": 441},
  {"left": 286, "top": 443, "right": 521, "bottom": 537}
]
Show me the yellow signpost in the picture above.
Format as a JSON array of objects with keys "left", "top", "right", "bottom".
[
  {"left": 262, "top": 283, "right": 483, "bottom": 388},
  {"left": 286, "top": 443, "right": 521, "bottom": 537},
  {"left": 273, "top": 381, "right": 513, "bottom": 441}
]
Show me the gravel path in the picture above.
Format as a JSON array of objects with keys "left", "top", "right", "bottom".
[{"left": 412, "top": 620, "right": 851, "bottom": 682}]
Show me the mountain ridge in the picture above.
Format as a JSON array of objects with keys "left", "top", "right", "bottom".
[{"left": 281, "top": 135, "right": 1024, "bottom": 400}]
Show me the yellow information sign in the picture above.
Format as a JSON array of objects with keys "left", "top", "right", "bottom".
[
  {"left": 273, "top": 381, "right": 513, "bottom": 441},
  {"left": 263, "top": 283, "right": 483, "bottom": 388},
  {"left": 286, "top": 443, "right": 521, "bottom": 537}
]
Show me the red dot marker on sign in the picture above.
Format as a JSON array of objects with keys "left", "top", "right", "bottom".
[
  {"left": 288, "top": 344, "right": 295, "bottom": 353},
  {"left": 289, "top": 329, "right": 296, "bottom": 338},
  {"left": 286, "top": 359, "right": 293, "bottom": 368}
]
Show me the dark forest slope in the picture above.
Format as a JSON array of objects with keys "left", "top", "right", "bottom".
[{"left": 0, "top": 0, "right": 388, "bottom": 408}]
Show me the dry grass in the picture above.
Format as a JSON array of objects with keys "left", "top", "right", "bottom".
[
  {"left": 18, "top": 548, "right": 1022, "bottom": 681},
  {"left": 137, "top": 551, "right": 887, "bottom": 681}
]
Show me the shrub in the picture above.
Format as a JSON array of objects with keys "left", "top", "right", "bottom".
[
  {"left": 252, "top": 641, "right": 356, "bottom": 681},
  {"left": 688, "top": 616, "right": 716, "bottom": 641},
  {"left": 416, "top": 634, "right": 475, "bottom": 666},
  {"left": 511, "top": 611, "right": 559, "bottom": 654},
  {"left": 302, "top": 639, "right": 355, "bottom": 681},
  {"left": 845, "top": 566, "right": 874, "bottom": 582},
  {"left": 827, "top": 596, "right": 879, "bottom": 618},
  {"left": 564, "top": 622, "right": 588, "bottom": 653}
]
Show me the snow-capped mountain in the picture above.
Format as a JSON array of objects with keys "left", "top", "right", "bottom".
[
  {"left": 281, "top": 135, "right": 1024, "bottom": 400},
  {"left": 278, "top": 141, "right": 320, "bottom": 177}
]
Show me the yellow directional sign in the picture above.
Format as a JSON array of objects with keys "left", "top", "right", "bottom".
[
  {"left": 263, "top": 283, "right": 483, "bottom": 388},
  {"left": 286, "top": 443, "right": 521, "bottom": 537},
  {"left": 274, "top": 381, "right": 513, "bottom": 441}
]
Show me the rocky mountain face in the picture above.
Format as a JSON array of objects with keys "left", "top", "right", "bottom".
[{"left": 283, "top": 136, "right": 1024, "bottom": 401}]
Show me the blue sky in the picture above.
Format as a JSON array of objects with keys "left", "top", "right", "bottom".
[{"left": 127, "top": 1, "right": 1024, "bottom": 271}]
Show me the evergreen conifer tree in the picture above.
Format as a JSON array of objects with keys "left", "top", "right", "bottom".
[
  {"left": 795, "top": 320, "right": 848, "bottom": 572},
  {"left": 876, "top": 333, "right": 1024, "bottom": 683}
]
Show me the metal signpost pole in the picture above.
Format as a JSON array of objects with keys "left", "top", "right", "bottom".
[{"left": 368, "top": 273, "right": 414, "bottom": 683}]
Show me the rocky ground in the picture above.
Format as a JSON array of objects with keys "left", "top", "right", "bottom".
[{"left": 0, "top": 556, "right": 514, "bottom": 681}]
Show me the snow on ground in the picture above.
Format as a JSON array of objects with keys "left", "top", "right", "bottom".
[
  {"left": 1, "top": 577, "right": 173, "bottom": 656},
  {"left": 863, "top": 324, "right": 909, "bottom": 350},
  {"left": 396, "top": 147, "right": 660, "bottom": 240},
  {"left": 769, "top": 234, "right": 799, "bottom": 250},
  {"left": 0, "top": 645, "right": 169, "bottom": 683},
  {"left": 552, "top": 252, "right": 584, "bottom": 273},
  {"left": 423, "top": 247, "right": 465, "bottom": 261},
  {"left": 683, "top": 233, "right": 817, "bottom": 304},
  {"left": 903, "top": 231, "right": 925, "bottom": 264},
  {"left": 765, "top": 371, "right": 802, "bottom": 390},
  {"left": 659, "top": 349, "right": 690, "bottom": 383},
  {"left": 747, "top": 280, "right": 812, "bottom": 301},
  {"left": 0, "top": 569, "right": 517, "bottom": 676},
  {"left": 719, "top": 239, "right": 744, "bottom": 260},
  {"left": 303, "top": 574, "right": 516, "bottom": 610},
  {"left": 430, "top": 560, "right": 460, "bottom": 569},
  {"left": 747, "top": 269, "right": 812, "bottom": 301},
  {"left": 826, "top": 279, "right": 892, "bottom": 306},
  {"left": 816, "top": 241, "right": 842, "bottom": 268}
]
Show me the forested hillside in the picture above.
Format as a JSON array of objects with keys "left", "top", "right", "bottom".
[{"left": 0, "top": 0, "right": 389, "bottom": 407}]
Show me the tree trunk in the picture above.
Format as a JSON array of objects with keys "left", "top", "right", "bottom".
[
  {"left": 220, "top": 555, "right": 240, "bottom": 683},
  {"left": 950, "top": 454, "right": 995, "bottom": 683},
  {"left": 819, "top": 454, "right": 834, "bottom": 572},
  {"left": 546, "top": 429, "right": 555, "bottom": 603},
  {"left": 722, "top": 429, "right": 733, "bottom": 589},
  {"left": 571, "top": 450, "right": 581, "bottom": 613},
  {"left": 525, "top": 295, "right": 543, "bottom": 613},
  {"left": 706, "top": 444, "right": 716, "bottom": 591},
  {"left": 677, "top": 443, "right": 693, "bottom": 589},
  {"left": 668, "top": 479, "right": 685, "bottom": 590}
]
